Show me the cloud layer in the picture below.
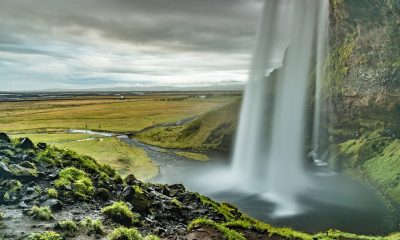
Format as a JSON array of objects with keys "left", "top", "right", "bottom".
[{"left": 0, "top": 0, "right": 262, "bottom": 91}]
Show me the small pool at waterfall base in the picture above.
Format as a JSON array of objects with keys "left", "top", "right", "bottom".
[{"left": 153, "top": 160, "right": 395, "bottom": 236}]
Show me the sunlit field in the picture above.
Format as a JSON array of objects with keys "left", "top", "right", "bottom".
[{"left": 0, "top": 95, "right": 238, "bottom": 133}]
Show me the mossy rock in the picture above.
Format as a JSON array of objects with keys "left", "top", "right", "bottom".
[{"left": 0, "top": 133, "right": 10, "bottom": 143}]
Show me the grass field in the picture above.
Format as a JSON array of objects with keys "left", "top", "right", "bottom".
[
  {"left": 136, "top": 100, "right": 241, "bottom": 150},
  {"left": 0, "top": 95, "right": 237, "bottom": 133},
  {"left": 10, "top": 133, "right": 157, "bottom": 180},
  {"left": 2, "top": 94, "right": 238, "bottom": 179}
]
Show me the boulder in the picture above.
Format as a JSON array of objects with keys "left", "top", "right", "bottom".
[
  {"left": 124, "top": 174, "right": 138, "bottom": 185},
  {"left": 17, "top": 138, "right": 35, "bottom": 150},
  {"left": 95, "top": 188, "right": 110, "bottom": 201},
  {"left": 37, "top": 142, "right": 47, "bottom": 150},
  {"left": 41, "top": 199, "right": 63, "bottom": 212},
  {"left": 0, "top": 133, "right": 10, "bottom": 143}
]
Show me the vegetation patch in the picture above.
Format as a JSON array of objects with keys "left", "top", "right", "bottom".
[
  {"left": 188, "top": 218, "right": 245, "bottom": 240},
  {"left": 27, "top": 231, "right": 62, "bottom": 240},
  {"left": 28, "top": 206, "right": 53, "bottom": 221},
  {"left": 47, "top": 188, "right": 58, "bottom": 198},
  {"left": 79, "top": 217, "right": 105, "bottom": 235},
  {"left": 54, "top": 219, "right": 78, "bottom": 237},
  {"left": 175, "top": 151, "right": 209, "bottom": 161},
  {"left": 102, "top": 201, "right": 140, "bottom": 226},
  {"left": 55, "top": 167, "right": 94, "bottom": 200},
  {"left": 108, "top": 227, "right": 143, "bottom": 240}
]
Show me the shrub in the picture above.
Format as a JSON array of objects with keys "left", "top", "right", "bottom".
[
  {"left": 79, "top": 217, "right": 105, "bottom": 235},
  {"left": 101, "top": 201, "right": 139, "bottom": 226},
  {"left": 29, "top": 206, "right": 53, "bottom": 220},
  {"left": 55, "top": 167, "right": 94, "bottom": 200},
  {"left": 55, "top": 219, "right": 78, "bottom": 236},
  {"left": 47, "top": 188, "right": 58, "bottom": 198},
  {"left": 108, "top": 227, "right": 142, "bottom": 240},
  {"left": 27, "top": 231, "right": 62, "bottom": 240}
]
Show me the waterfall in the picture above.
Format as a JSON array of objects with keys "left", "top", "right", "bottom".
[
  {"left": 232, "top": 0, "right": 329, "bottom": 215},
  {"left": 313, "top": 0, "right": 330, "bottom": 157}
]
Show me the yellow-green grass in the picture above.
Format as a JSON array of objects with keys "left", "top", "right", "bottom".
[
  {"left": 136, "top": 100, "right": 240, "bottom": 150},
  {"left": 0, "top": 96, "right": 238, "bottom": 133},
  {"left": 53, "top": 138, "right": 157, "bottom": 180},
  {"left": 11, "top": 133, "right": 157, "bottom": 180},
  {"left": 10, "top": 133, "right": 98, "bottom": 143},
  {"left": 175, "top": 151, "right": 210, "bottom": 161}
]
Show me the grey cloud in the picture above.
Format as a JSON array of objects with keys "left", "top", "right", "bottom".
[{"left": 0, "top": 0, "right": 261, "bottom": 53}]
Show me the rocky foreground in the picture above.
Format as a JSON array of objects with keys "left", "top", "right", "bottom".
[{"left": 0, "top": 133, "right": 399, "bottom": 240}]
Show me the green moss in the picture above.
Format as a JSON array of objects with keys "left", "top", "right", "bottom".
[
  {"left": 29, "top": 206, "right": 53, "bottom": 221},
  {"left": 134, "top": 185, "right": 143, "bottom": 194},
  {"left": 55, "top": 167, "right": 94, "bottom": 200},
  {"left": 196, "top": 193, "right": 238, "bottom": 221},
  {"left": 364, "top": 140, "right": 400, "bottom": 202},
  {"left": 326, "top": 35, "right": 356, "bottom": 95},
  {"left": 170, "top": 198, "right": 183, "bottom": 208},
  {"left": 143, "top": 235, "right": 160, "bottom": 240},
  {"left": 102, "top": 201, "right": 140, "bottom": 226},
  {"left": 2, "top": 180, "right": 22, "bottom": 203},
  {"left": 108, "top": 227, "right": 142, "bottom": 240},
  {"left": 27, "top": 231, "right": 62, "bottom": 240},
  {"left": 55, "top": 219, "right": 78, "bottom": 236},
  {"left": 188, "top": 218, "right": 245, "bottom": 240},
  {"left": 175, "top": 151, "right": 209, "bottom": 161},
  {"left": 61, "top": 150, "right": 101, "bottom": 174},
  {"left": 35, "top": 148, "right": 62, "bottom": 166},
  {"left": 47, "top": 188, "right": 58, "bottom": 198},
  {"left": 79, "top": 217, "right": 105, "bottom": 235}
]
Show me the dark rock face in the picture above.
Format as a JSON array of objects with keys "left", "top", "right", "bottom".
[
  {"left": 0, "top": 133, "right": 10, "bottom": 143},
  {"left": 37, "top": 142, "right": 47, "bottom": 150},
  {"left": 17, "top": 138, "right": 35, "bottom": 150}
]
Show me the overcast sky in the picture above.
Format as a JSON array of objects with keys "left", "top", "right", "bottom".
[{"left": 0, "top": 0, "right": 262, "bottom": 91}]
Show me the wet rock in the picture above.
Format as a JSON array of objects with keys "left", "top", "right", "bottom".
[
  {"left": 41, "top": 199, "right": 63, "bottom": 212},
  {"left": 122, "top": 185, "right": 151, "bottom": 213},
  {"left": 124, "top": 174, "right": 138, "bottom": 185},
  {"left": 168, "top": 184, "right": 186, "bottom": 197},
  {"left": 95, "top": 188, "right": 110, "bottom": 201},
  {"left": 17, "top": 138, "right": 35, "bottom": 150},
  {"left": 18, "top": 161, "right": 36, "bottom": 169},
  {"left": 37, "top": 142, "right": 47, "bottom": 150},
  {"left": 0, "top": 133, "right": 10, "bottom": 143},
  {"left": 0, "top": 161, "right": 12, "bottom": 177}
]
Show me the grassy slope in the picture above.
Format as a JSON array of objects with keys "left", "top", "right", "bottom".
[
  {"left": 11, "top": 133, "right": 157, "bottom": 180},
  {"left": 334, "top": 131, "right": 400, "bottom": 204},
  {"left": 136, "top": 100, "right": 241, "bottom": 150},
  {"left": 0, "top": 96, "right": 237, "bottom": 133}
]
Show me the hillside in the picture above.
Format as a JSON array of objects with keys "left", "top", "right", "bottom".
[
  {"left": 135, "top": 100, "right": 241, "bottom": 151},
  {"left": 1, "top": 134, "right": 400, "bottom": 240}
]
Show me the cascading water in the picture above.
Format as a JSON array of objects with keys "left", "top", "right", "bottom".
[
  {"left": 232, "top": 0, "right": 329, "bottom": 215},
  {"left": 155, "top": 0, "right": 393, "bottom": 233}
]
